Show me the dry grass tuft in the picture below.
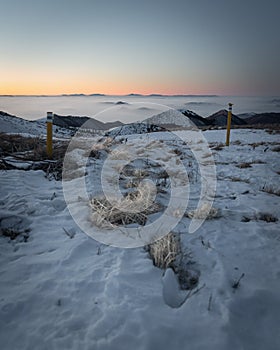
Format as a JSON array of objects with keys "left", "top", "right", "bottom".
[
  {"left": 172, "top": 148, "right": 183, "bottom": 156},
  {"left": 147, "top": 233, "right": 199, "bottom": 289},
  {"left": 0, "top": 227, "right": 30, "bottom": 241},
  {"left": 250, "top": 159, "right": 266, "bottom": 164},
  {"left": 249, "top": 141, "right": 267, "bottom": 148},
  {"left": 90, "top": 183, "right": 160, "bottom": 228},
  {"left": 232, "top": 140, "right": 242, "bottom": 145},
  {"left": 110, "top": 149, "right": 130, "bottom": 160},
  {"left": 242, "top": 212, "right": 278, "bottom": 223},
  {"left": 229, "top": 177, "right": 250, "bottom": 183},
  {"left": 272, "top": 146, "right": 280, "bottom": 152},
  {"left": 258, "top": 213, "right": 278, "bottom": 223},
  {"left": 261, "top": 184, "right": 280, "bottom": 196},
  {"left": 0, "top": 133, "right": 69, "bottom": 180},
  {"left": 211, "top": 143, "right": 224, "bottom": 151},
  {"left": 147, "top": 232, "right": 181, "bottom": 269},
  {"left": 186, "top": 203, "right": 220, "bottom": 220},
  {"left": 236, "top": 162, "right": 252, "bottom": 169}
]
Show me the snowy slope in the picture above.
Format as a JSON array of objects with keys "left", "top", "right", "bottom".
[
  {"left": 107, "top": 109, "right": 198, "bottom": 136},
  {"left": 0, "top": 111, "right": 123, "bottom": 137},
  {"left": 0, "top": 128, "right": 280, "bottom": 350},
  {"left": 0, "top": 111, "right": 74, "bottom": 137},
  {"left": 0, "top": 111, "right": 46, "bottom": 135},
  {"left": 144, "top": 109, "right": 195, "bottom": 128}
]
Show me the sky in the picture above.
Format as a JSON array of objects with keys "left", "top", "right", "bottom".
[{"left": 0, "top": 0, "right": 279, "bottom": 96}]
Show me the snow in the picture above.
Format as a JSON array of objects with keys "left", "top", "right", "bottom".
[
  {"left": 0, "top": 128, "right": 280, "bottom": 349},
  {"left": 162, "top": 268, "right": 188, "bottom": 308}
]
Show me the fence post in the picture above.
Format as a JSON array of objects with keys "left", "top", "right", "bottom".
[
  {"left": 46, "top": 112, "right": 53, "bottom": 158},
  {"left": 226, "top": 103, "right": 233, "bottom": 146}
]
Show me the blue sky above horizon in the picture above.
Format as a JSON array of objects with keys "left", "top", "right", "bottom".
[{"left": 0, "top": 0, "right": 279, "bottom": 95}]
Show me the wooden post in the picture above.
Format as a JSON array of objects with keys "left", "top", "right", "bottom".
[
  {"left": 46, "top": 112, "right": 53, "bottom": 158},
  {"left": 226, "top": 103, "right": 233, "bottom": 146}
]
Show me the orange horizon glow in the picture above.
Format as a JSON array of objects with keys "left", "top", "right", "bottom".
[
  {"left": 0, "top": 71, "right": 262, "bottom": 97},
  {"left": 0, "top": 85, "right": 222, "bottom": 96}
]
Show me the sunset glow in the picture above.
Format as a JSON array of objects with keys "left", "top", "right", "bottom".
[{"left": 0, "top": 0, "right": 279, "bottom": 96}]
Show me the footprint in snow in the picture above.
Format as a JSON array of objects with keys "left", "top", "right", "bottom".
[{"left": 162, "top": 268, "right": 188, "bottom": 308}]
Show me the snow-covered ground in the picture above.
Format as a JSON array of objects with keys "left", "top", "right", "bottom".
[{"left": 0, "top": 128, "right": 280, "bottom": 350}]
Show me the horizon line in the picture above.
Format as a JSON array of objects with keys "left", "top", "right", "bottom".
[{"left": 0, "top": 93, "right": 278, "bottom": 98}]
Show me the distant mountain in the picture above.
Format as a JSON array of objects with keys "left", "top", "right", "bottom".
[
  {"left": 245, "top": 112, "right": 280, "bottom": 125},
  {"left": 206, "top": 110, "right": 247, "bottom": 126},
  {"left": 61, "top": 94, "right": 86, "bottom": 97},
  {"left": 125, "top": 93, "right": 143, "bottom": 97},
  {"left": 51, "top": 114, "right": 123, "bottom": 130},
  {"left": 53, "top": 114, "right": 90, "bottom": 128},
  {"left": 237, "top": 113, "right": 258, "bottom": 119},
  {"left": 147, "top": 94, "right": 164, "bottom": 97},
  {"left": 115, "top": 101, "right": 128, "bottom": 105}
]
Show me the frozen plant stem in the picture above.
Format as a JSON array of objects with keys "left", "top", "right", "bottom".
[{"left": 232, "top": 273, "right": 245, "bottom": 289}]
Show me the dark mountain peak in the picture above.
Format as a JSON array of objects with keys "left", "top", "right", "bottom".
[
  {"left": 180, "top": 109, "right": 210, "bottom": 127},
  {"left": 245, "top": 112, "right": 280, "bottom": 125},
  {"left": 206, "top": 109, "right": 247, "bottom": 126},
  {"left": 209, "top": 109, "right": 228, "bottom": 117},
  {"left": 115, "top": 101, "right": 128, "bottom": 105}
]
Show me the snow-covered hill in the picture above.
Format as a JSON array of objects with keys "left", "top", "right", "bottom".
[
  {"left": 0, "top": 111, "right": 124, "bottom": 137},
  {"left": 0, "top": 111, "right": 46, "bottom": 135},
  {"left": 0, "top": 128, "right": 280, "bottom": 349},
  {"left": 144, "top": 109, "right": 195, "bottom": 128}
]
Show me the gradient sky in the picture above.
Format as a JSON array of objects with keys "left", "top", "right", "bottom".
[{"left": 1, "top": 0, "right": 279, "bottom": 95}]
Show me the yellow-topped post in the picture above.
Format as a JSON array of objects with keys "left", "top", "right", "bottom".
[
  {"left": 46, "top": 112, "right": 53, "bottom": 158},
  {"left": 226, "top": 103, "right": 233, "bottom": 146}
]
